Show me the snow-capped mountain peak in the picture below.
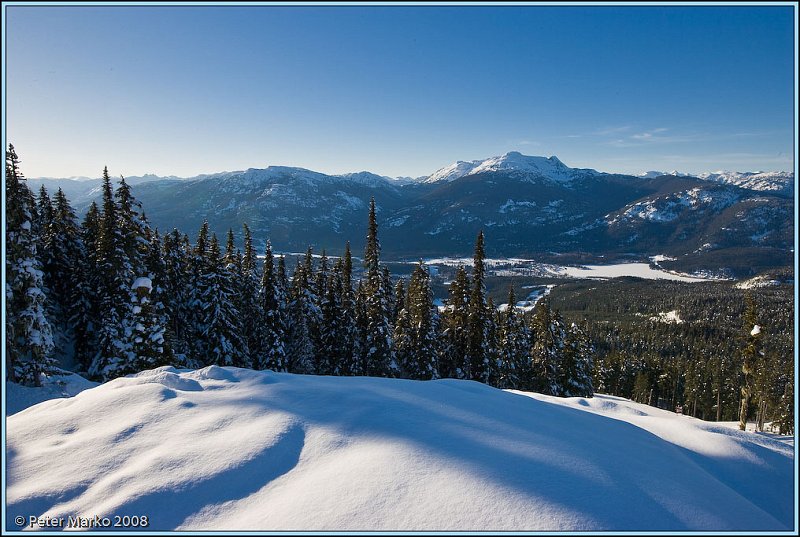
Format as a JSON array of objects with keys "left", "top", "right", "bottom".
[{"left": 424, "top": 152, "right": 602, "bottom": 184}]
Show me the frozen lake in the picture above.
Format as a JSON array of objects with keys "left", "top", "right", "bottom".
[{"left": 558, "top": 263, "right": 711, "bottom": 282}]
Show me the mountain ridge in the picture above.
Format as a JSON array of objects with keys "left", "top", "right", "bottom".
[{"left": 25, "top": 152, "right": 794, "bottom": 276}]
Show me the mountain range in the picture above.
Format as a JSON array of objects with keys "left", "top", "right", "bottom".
[{"left": 27, "top": 152, "right": 794, "bottom": 277}]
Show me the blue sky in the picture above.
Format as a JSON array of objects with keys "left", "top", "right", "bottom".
[{"left": 4, "top": 4, "right": 796, "bottom": 179}]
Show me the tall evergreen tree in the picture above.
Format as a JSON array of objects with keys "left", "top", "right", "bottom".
[
  {"left": 561, "top": 322, "right": 594, "bottom": 397},
  {"left": 528, "top": 301, "right": 565, "bottom": 395},
  {"left": 5, "top": 144, "right": 55, "bottom": 385},
  {"left": 286, "top": 259, "right": 315, "bottom": 374},
  {"left": 257, "top": 240, "right": 287, "bottom": 371},
  {"left": 404, "top": 261, "right": 439, "bottom": 379},
  {"left": 43, "top": 189, "right": 83, "bottom": 365},
  {"left": 161, "top": 229, "right": 192, "bottom": 359},
  {"left": 362, "top": 198, "right": 397, "bottom": 376},
  {"left": 466, "top": 231, "right": 492, "bottom": 383},
  {"left": 440, "top": 266, "right": 470, "bottom": 379},
  {"left": 738, "top": 293, "right": 763, "bottom": 431},
  {"left": 497, "top": 285, "right": 528, "bottom": 390},
  {"left": 194, "top": 234, "right": 249, "bottom": 367},
  {"left": 72, "top": 201, "right": 101, "bottom": 369}
]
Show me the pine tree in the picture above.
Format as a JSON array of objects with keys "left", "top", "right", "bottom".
[
  {"left": 440, "top": 266, "right": 470, "bottom": 379},
  {"left": 466, "top": 231, "right": 492, "bottom": 383},
  {"left": 5, "top": 144, "right": 55, "bottom": 385},
  {"left": 72, "top": 201, "right": 101, "bottom": 369},
  {"left": 257, "top": 240, "right": 287, "bottom": 371},
  {"left": 338, "top": 242, "right": 358, "bottom": 375},
  {"left": 240, "top": 224, "right": 266, "bottom": 370},
  {"left": 403, "top": 261, "right": 439, "bottom": 379},
  {"left": 528, "top": 301, "right": 564, "bottom": 395},
  {"left": 286, "top": 259, "right": 315, "bottom": 374},
  {"left": 362, "top": 198, "right": 397, "bottom": 377},
  {"left": 43, "top": 189, "right": 83, "bottom": 366},
  {"left": 89, "top": 174, "right": 154, "bottom": 380},
  {"left": 561, "top": 322, "right": 594, "bottom": 397},
  {"left": 775, "top": 366, "right": 794, "bottom": 435},
  {"left": 738, "top": 293, "right": 763, "bottom": 431},
  {"left": 185, "top": 221, "right": 211, "bottom": 365},
  {"left": 318, "top": 259, "right": 345, "bottom": 376},
  {"left": 35, "top": 185, "right": 54, "bottom": 274},
  {"left": 497, "top": 284, "right": 528, "bottom": 390},
  {"left": 161, "top": 229, "right": 193, "bottom": 359},
  {"left": 195, "top": 234, "right": 249, "bottom": 367}
]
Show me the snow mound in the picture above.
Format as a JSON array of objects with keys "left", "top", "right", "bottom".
[
  {"left": 6, "top": 369, "right": 793, "bottom": 531},
  {"left": 6, "top": 370, "right": 99, "bottom": 416}
]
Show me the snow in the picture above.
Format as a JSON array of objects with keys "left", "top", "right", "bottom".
[
  {"left": 650, "top": 310, "right": 684, "bottom": 324},
  {"left": 735, "top": 276, "right": 782, "bottom": 289},
  {"left": 697, "top": 170, "right": 794, "bottom": 193},
  {"left": 560, "top": 263, "right": 709, "bottom": 282},
  {"left": 424, "top": 152, "right": 603, "bottom": 184},
  {"left": 6, "top": 369, "right": 98, "bottom": 415},
  {"left": 6, "top": 367, "right": 793, "bottom": 531},
  {"left": 131, "top": 277, "right": 152, "bottom": 290}
]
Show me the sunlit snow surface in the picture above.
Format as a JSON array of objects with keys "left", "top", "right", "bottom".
[{"left": 6, "top": 367, "right": 794, "bottom": 531}]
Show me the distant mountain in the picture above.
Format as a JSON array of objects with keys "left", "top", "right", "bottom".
[
  {"left": 634, "top": 169, "right": 793, "bottom": 195},
  {"left": 27, "top": 153, "right": 794, "bottom": 276},
  {"left": 423, "top": 152, "right": 605, "bottom": 184}
]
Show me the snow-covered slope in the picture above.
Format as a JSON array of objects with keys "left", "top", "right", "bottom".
[
  {"left": 697, "top": 170, "right": 794, "bottom": 193},
  {"left": 424, "top": 152, "right": 604, "bottom": 184},
  {"left": 6, "top": 367, "right": 793, "bottom": 531},
  {"left": 636, "top": 170, "right": 793, "bottom": 193}
]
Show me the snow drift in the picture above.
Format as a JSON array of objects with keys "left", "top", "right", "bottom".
[{"left": 6, "top": 366, "right": 794, "bottom": 531}]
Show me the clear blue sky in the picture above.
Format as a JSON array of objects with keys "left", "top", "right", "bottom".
[{"left": 4, "top": 4, "right": 796, "bottom": 179}]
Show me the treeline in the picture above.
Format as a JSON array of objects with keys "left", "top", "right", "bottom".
[
  {"left": 548, "top": 279, "right": 794, "bottom": 434},
  {"left": 5, "top": 146, "right": 594, "bottom": 399}
]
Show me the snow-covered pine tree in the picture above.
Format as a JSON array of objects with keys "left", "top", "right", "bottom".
[
  {"left": 351, "top": 279, "right": 369, "bottom": 376},
  {"left": 161, "top": 229, "right": 193, "bottom": 359},
  {"left": 88, "top": 169, "right": 127, "bottom": 379},
  {"left": 184, "top": 221, "right": 212, "bottom": 366},
  {"left": 528, "top": 300, "right": 563, "bottom": 395},
  {"left": 126, "top": 228, "right": 175, "bottom": 370},
  {"left": 240, "top": 224, "right": 265, "bottom": 369},
  {"left": 738, "top": 293, "right": 762, "bottom": 431},
  {"left": 405, "top": 261, "right": 439, "bottom": 379},
  {"left": 393, "top": 278, "right": 406, "bottom": 326},
  {"left": 318, "top": 258, "right": 345, "bottom": 376},
  {"left": 337, "top": 241, "right": 358, "bottom": 375},
  {"left": 497, "top": 284, "right": 529, "bottom": 390},
  {"left": 194, "top": 234, "right": 249, "bottom": 368},
  {"left": 89, "top": 174, "right": 155, "bottom": 380},
  {"left": 5, "top": 144, "right": 55, "bottom": 385},
  {"left": 286, "top": 259, "right": 316, "bottom": 374},
  {"left": 71, "top": 201, "right": 101, "bottom": 370},
  {"left": 466, "top": 231, "right": 492, "bottom": 383},
  {"left": 439, "top": 266, "right": 470, "bottom": 379},
  {"left": 35, "top": 185, "right": 54, "bottom": 272},
  {"left": 122, "top": 272, "right": 173, "bottom": 374},
  {"left": 362, "top": 198, "right": 397, "bottom": 377},
  {"left": 257, "top": 240, "right": 287, "bottom": 372},
  {"left": 393, "top": 306, "right": 413, "bottom": 379},
  {"left": 775, "top": 366, "right": 794, "bottom": 435},
  {"left": 561, "top": 322, "right": 594, "bottom": 397},
  {"left": 313, "top": 251, "right": 331, "bottom": 373},
  {"left": 43, "top": 188, "right": 84, "bottom": 367},
  {"left": 222, "top": 228, "right": 251, "bottom": 366}
]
